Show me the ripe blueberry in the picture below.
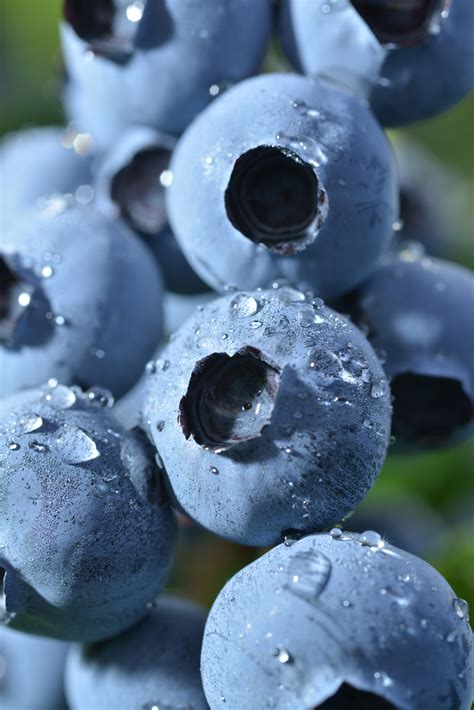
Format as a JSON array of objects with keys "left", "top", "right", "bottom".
[
  {"left": 279, "top": 0, "right": 474, "bottom": 126},
  {"left": 0, "top": 385, "right": 176, "bottom": 641},
  {"left": 61, "top": 0, "right": 273, "bottom": 146},
  {"left": 95, "top": 127, "right": 209, "bottom": 295},
  {"left": 65, "top": 596, "right": 207, "bottom": 709},
  {"left": 201, "top": 532, "right": 473, "bottom": 709},
  {"left": 144, "top": 286, "right": 392, "bottom": 546},
  {"left": 167, "top": 73, "right": 398, "bottom": 299},
  {"left": 0, "top": 126, "right": 94, "bottom": 231},
  {"left": 0, "top": 626, "right": 67, "bottom": 710},
  {"left": 345, "top": 253, "right": 474, "bottom": 449},
  {"left": 0, "top": 200, "right": 164, "bottom": 398}
]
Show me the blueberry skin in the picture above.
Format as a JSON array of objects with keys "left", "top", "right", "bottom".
[
  {"left": 392, "top": 137, "right": 470, "bottom": 259},
  {"left": 0, "top": 201, "right": 164, "bottom": 399},
  {"left": 94, "top": 126, "right": 209, "bottom": 295},
  {"left": 0, "top": 386, "right": 176, "bottom": 642},
  {"left": 0, "top": 126, "right": 93, "bottom": 230},
  {"left": 167, "top": 73, "right": 398, "bottom": 299},
  {"left": 279, "top": 0, "right": 474, "bottom": 127},
  {"left": 0, "top": 627, "right": 68, "bottom": 710},
  {"left": 369, "top": 0, "right": 474, "bottom": 127},
  {"left": 201, "top": 532, "right": 474, "bottom": 709},
  {"left": 61, "top": 0, "right": 272, "bottom": 146},
  {"left": 66, "top": 596, "right": 208, "bottom": 710},
  {"left": 143, "top": 286, "right": 392, "bottom": 546},
  {"left": 345, "top": 254, "right": 474, "bottom": 450}
]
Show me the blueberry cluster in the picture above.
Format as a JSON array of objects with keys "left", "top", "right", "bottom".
[{"left": 0, "top": 2, "right": 473, "bottom": 709}]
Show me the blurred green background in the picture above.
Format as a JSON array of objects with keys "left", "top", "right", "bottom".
[{"left": 1, "top": 0, "right": 473, "bottom": 609}]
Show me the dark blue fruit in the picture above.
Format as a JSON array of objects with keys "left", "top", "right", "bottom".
[
  {"left": 392, "top": 136, "right": 470, "bottom": 259},
  {"left": 0, "top": 126, "right": 94, "bottom": 230},
  {"left": 0, "top": 200, "right": 164, "bottom": 399},
  {"left": 344, "top": 253, "right": 474, "bottom": 450},
  {"left": 0, "top": 385, "right": 176, "bottom": 641},
  {"left": 167, "top": 73, "right": 398, "bottom": 299},
  {"left": 143, "top": 285, "right": 392, "bottom": 546},
  {"left": 95, "top": 126, "right": 209, "bottom": 294},
  {"left": 61, "top": 0, "right": 273, "bottom": 146},
  {"left": 279, "top": 0, "right": 474, "bottom": 127},
  {"left": 66, "top": 596, "right": 207, "bottom": 709},
  {"left": 201, "top": 532, "right": 473, "bottom": 709},
  {"left": 0, "top": 627, "right": 67, "bottom": 710}
]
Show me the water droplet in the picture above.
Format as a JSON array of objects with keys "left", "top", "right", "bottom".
[
  {"left": 42, "top": 384, "right": 77, "bottom": 409},
  {"left": 28, "top": 441, "right": 49, "bottom": 453},
  {"left": 360, "top": 531, "right": 384, "bottom": 549},
  {"left": 41, "top": 265, "right": 54, "bottom": 279},
  {"left": 273, "top": 647, "right": 293, "bottom": 664},
  {"left": 86, "top": 387, "right": 114, "bottom": 408},
  {"left": 156, "top": 420, "right": 165, "bottom": 432},
  {"left": 7, "top": 442, "right": 20, "bottom": 451},
  {"left": 446, "top": 631, "right": 456, "bottom": 643},
  {"left": 330, "top": 528, "right": 342, "bottom": 539},
  {"left": 342, "top": 599, "right": 352, "bottom": 608},
  {"left": 126, "top": 1, "right": 144, "bottom": 22},
  {"left": 90, "top": 346, "right": 105, "bottom": 359},
  {"left": 370, "top": 380, "right": 385, "bottom": 399},
  {"left": 156, "top": 358, "right": 170, "bottom": 371},
  {"left": 250, "top": 320, "right": 263, "bottom": 329},
  {"left": 399, "top": 241, "right": 425, "bottom": 262},
  {"left": 17, "top": 414, "right": 43, "bottom": 434},
  {"left": 298, "top": 305, "right": 316, "bottom": 328},
  {"left": 287, "top": 550, "right": 331, "bottom": 601},
  {"left": 54, "top": 426, "right": 100, "bottom": 464},
  {"left": 146, "top": 360, "right": 157, "bottom": 375},
  {"left": 231, "top": 294, "right": 259, "bottom": 317},
  {"left": 210, "top": 466, "right": 219, "bottom": 475},
  {"left": 453, "top": 598, "right": 469, "bottom": 621}
]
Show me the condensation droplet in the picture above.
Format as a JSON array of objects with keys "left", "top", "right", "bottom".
[
  {"left": 54, "top": 426, "right": 100, "bottom": 464},
  {"left": 42, "top": 384, "right": 77, "bottom": 410},
  {"left": 370, "top": 380, "right": 385, "bottom": 399},
  {"left": 360, "top": 530, "right": 384, "bottom": 549},
  {"left": 274, "top": 647, "right": 292, "bottom": 664},
  {"left": 17, "top": 414, "right": 43, "bottom": 434},
  {"left": 453, "top": 598, "right": 470, "bottom": 621}
]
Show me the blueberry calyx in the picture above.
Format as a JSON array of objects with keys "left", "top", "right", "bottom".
[
  {"left": 64, "top": 0, "right": 141, "bottom": 62},
  {"left": 318, "top": 682, "right": 397, "bottom": 708},
  {"left": 391, "top": 372, "right": 473, "bottom": 446},
  {"left": 178, "top": 345, "right": 281, "bottom": 450},
  {"left": 110, "top": 146, "right": 172, "bottom": 235},
  {"left": 350, "top": 0, "right": 449, "bottom": 47},
  {"left": 0, "top": 257, "right": 53, "bottom": 350},
  {"left": 225, "top": 145, "right": 328, "bottom": 255}
]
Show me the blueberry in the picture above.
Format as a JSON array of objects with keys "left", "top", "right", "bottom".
[
  {"left": 0, "top": 126, "right": 94, "bottom": 230},
  {"left": 368, "top": 0, "right": 474, "bottom": 126},
  {"left": 201, "top": 532, "right": 474, "bottom": 709},
  {"left": 392, "top": 136, "right": 470, "bottom": 260},
  {"left": 344, "top": 253, "right": 474, "bottom": 449},
  {"left": 0, "top": 199, "right": 163, "bottom": 399},
  {"left": 143, "top": 286, "right": 392, "bottom": 546},
  {"left": 61, "top": 0, "right": 272, "bottom": 146},
  {"left": 0, "top": 385, "right": 176, "bottom": 641},
  {"left": 95, "top": 127, "right": 209, "bottom": 295},
  {"left": 167, "top": 73, "right": 398, "bottom": 299},
  {"left": 279, "top": 0, "right": 474, "bottom": 127},
  {"left": 0, "top": 627, "right": 67, "bottom": 710},
  {"left": 65, "top": 596, "right": 207, "bottom": 709}
]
